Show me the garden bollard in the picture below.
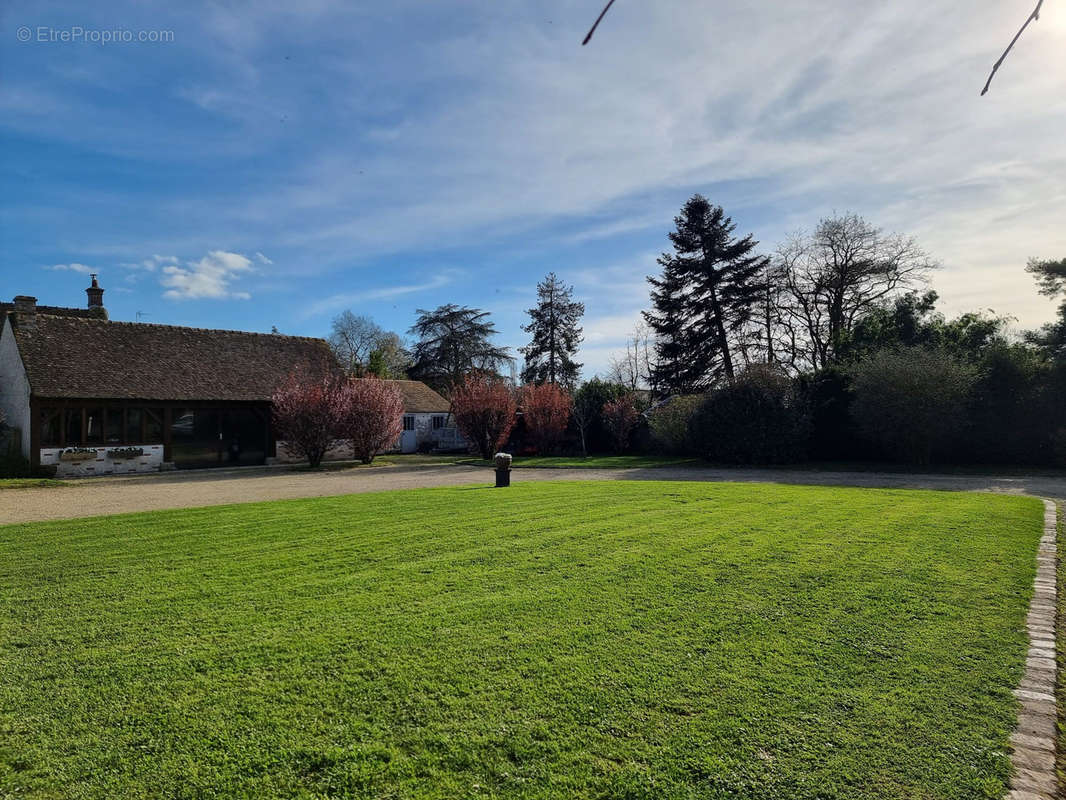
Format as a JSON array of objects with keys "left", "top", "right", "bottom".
[{"left": 494, "top": 452, "right": 512, "bottom": 488}]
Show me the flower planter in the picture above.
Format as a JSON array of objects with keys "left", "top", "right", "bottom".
[
  {"left": 107, "top": 447, "right": 145, "bottom": 460},
  {"left": 59, "top": 449, "right": 97, "bottom": 462}
]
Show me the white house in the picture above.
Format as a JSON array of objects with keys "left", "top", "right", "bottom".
[{"left": 390, "top": 379, "right": 465, "bottom": 453}]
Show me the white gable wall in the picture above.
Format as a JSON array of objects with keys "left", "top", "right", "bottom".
[{"left": 0, "top": 317, "right": 31, "bottom": 458}]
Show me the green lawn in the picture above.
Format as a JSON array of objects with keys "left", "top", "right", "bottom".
[{"left": 0, "top": 482, "right": 1043, "bottom": 799}]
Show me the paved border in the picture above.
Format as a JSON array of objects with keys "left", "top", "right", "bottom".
[{"left": 1007, "top": 499, "right": 1059, "bottom": 799}]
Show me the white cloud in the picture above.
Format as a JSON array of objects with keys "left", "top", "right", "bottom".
[
  {"left": 4, "top": 0, "right": 1064, "bottom": 336},
  {"left": 160, "top": 250, "right": 255, "bottom": 300},
  {"left": 304, "top": 271, "right": 459, "bottom": 318},
  {"left": 254, "top": 251, "right": 274, "bottom": 265},
  {"left": 122, "top": 254, "right": 178, "bottom": 272},
  {"left": 43, "top": 263, "right": 95, "bottom": 274}
]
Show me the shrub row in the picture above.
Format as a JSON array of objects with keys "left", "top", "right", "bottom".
[{"left": 640, "top": 346, "right": 1066, "bottom": 467}]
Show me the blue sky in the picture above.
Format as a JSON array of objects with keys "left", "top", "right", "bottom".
[{"left": 2, "top": 0, "right": 1064, "bottom": 377}]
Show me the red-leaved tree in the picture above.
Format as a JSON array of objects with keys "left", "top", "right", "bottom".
[
  {"left": 344, "top": 377, "right": 405, "bottom": 464},
  {"left": 602, "top": 395, "right": 639, "bottom": 453},
  {"left": 521, "top": 382, "right": 571, "bottom": 455},
  {"left": 451, "top": 374, "right": 517, "bottom": 460},
  {"left": 272, "top": 367, "right": 349, "bottom": 468}
]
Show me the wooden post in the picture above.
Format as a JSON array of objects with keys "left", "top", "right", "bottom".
[
  {"left": 163, "top": 407, "right": 173, "bottom": 462},
  {"left": 28, "top": 397, "right": 41, "bottom": 470}
]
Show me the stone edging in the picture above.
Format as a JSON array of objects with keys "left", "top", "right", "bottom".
[{"left": 1007, "top": 499, "right": 1058, "bottom": 799}]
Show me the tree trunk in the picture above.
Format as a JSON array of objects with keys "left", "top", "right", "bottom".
[{"left": 707, "top": 282, "right": 735, "bottom": 382}]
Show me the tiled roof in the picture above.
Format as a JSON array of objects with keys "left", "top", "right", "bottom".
[
  {"left": 385, "top": 379, "right": 451, "bottom": 413},
  {"left": 10, "top": 313, "right": 336, "bottom": 402},
  {"left": 0, "top": 303, "right": 98, "bottom": 319}
]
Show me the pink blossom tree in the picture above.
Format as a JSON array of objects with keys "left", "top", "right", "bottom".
[
  {"left": 271, "top": 367, "right": 349, "bottom": 468},
  {"left": 451, "top": 374, "right": 518, "bottom": 460},
  {"left": 520, "top": 383, "right": 571, "bottom": 455},
  {"left": 344, "top": 377, "right": 405, "bottom": 464}
]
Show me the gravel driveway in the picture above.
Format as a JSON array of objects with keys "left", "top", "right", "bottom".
[{"left": 2, "top": 463, "right": 1064, "bottom": 525}]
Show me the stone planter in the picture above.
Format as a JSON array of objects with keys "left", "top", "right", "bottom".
[
  {"left": 494, "top": 452, "right": 512, "bottom": 487},
  {"left": 59, "top": 449, "right": 96, "bottom": 462}
]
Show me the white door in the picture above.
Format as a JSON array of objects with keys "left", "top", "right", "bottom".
[{"left": 401, "top": 417, "right": 417, "bottom": 453}]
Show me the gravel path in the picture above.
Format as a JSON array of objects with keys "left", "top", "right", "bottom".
[{"left": 2, "top": 463, "right": 1064, "bottom": 524}]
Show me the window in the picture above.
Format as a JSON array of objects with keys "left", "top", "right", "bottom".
[
  {"left": 432, "top": 415, "right": 445, "bottom": 429},
  {"left": 85, "top": 408, "right": 104, "bottom": 443},
  {"left": 40, "top": 408, "right": 61, "bottom": 446},
  {"left": 46, "top": 405, "right": 165, "bottom": 446},
  {"left": 145, "top": 408, "right": 164, "bottom": 443},
  {"left": 126, "top": 408, "right": 143, "bottom": 443},
  {"left": 64, "top": 408, "right": 82, "bottom": 445},
  {"left": 402, "top": 415, "right": 415, "bottom": 431},
  {"left": 106, "top": 409, "right": 124, "bottom": 443}
]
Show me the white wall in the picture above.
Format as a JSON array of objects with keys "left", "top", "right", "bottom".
[
  {"left": 41, "top": 445, "right": 164, "bottom": 477},
  {"left": 0, "top": 317, "right": 31, "bottom": 458}
]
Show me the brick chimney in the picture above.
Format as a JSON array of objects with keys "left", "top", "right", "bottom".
[
  {"left": 84, "top": 273, "right": 107, "bottom": 315},
  {"left": 86, "top": 274, "right": 104, "bottom": 308},
  {"left": 13, "top": 295, "right": 37, "bottom": 329}
]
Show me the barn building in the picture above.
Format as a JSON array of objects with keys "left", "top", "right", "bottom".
[{"left": 1, "top": 279, "right": 332, "bottom": 475}]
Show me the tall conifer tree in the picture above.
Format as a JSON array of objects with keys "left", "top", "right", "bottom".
[
  {"left": 521, "top": 273, "right": 584, "bottom": 388},
  {"left": 644, "top": 194, "right": 769, "bottom": 393}
]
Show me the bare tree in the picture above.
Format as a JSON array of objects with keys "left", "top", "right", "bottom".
[
  {"left": 329, "top": 312, "right": 409, "bottom": 378},
  {"left": 570, "top": 392, "right": 591, "bottom": 457},
  {"left": 328, "top": 312, "right": 384, "bottom": 376},
  {"left": 774, "top": 213, "right": 936, "bottom": 371},
  {"left": 607, "top": 322, "right": 654, "bottom": 390},
  {"left": 741, "top": 261, "right": 805, "bottom": 374}
]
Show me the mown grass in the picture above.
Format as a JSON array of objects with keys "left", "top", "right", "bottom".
[
  {"left": 0, "top": 478, "right": 65, "bottom": 490},
  {"left": 0, "top": 482, "right": 1043, "bottom": 799}
]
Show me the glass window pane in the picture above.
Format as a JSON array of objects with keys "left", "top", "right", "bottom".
[
  {"left": 65, "top": 408, "right": 82, "bottom": 445},
  {"left": 106, "top": 409, "right": 123, "bottom": 443},
  {"left": 40, "top": 409, "right": 61, "bottom": 446},
  {"left": 85, "top": 408, "right": 103, "bottom": 443},
  {"left": 126, "top": 408, "right": 143, "bottom": 442},
  {"left": 145, "top": 409, "right": 164, "bottom": 443},
  {"left": 170, "top": 408, "right": 221, "bottom": 468}
]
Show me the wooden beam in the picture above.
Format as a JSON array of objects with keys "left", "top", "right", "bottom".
[{"left": 29, "top": 397, "right": 41, "bottom": 470}]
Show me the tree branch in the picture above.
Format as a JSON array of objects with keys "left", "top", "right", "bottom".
[
  {"left": 582, "top": 0, "right": 618, "bottom": 45},
  {"left": 981, "top": 0, "right": 1044, "bottom": 96}
]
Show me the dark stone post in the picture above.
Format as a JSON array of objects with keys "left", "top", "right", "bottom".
[{"left": 494, "top": 452, "right": 512, "bottom": 488}]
